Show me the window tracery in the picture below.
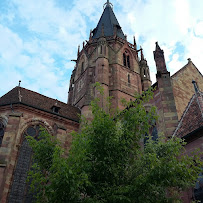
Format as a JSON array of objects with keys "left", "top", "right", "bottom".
[
  {"left": 123, "top": 51, "right": 130, "bottom": 68},
  {"left": 8, "top": 124, "right": 45, "bottom": 202}
]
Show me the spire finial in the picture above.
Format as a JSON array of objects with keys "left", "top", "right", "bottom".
[
  {"left": 18, "top": 80, "right": 21, "bottom": 87},
  {"left": 133, "top": 36, "right": 137, "bottom": 50},
  {"left": 140, "top": 46, "right": 144, "bottom": 61},
  {"left": 77, "top": 45, "right": 80, "bottom": 57},
  {"left": 103, "top": 0, "right": 113, "bottom": 9}
]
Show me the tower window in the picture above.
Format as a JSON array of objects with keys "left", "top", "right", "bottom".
[
  {"left": 127, "top": 55, "right": 130, "bottom": 68},
  {"left": 123, "top": 51, "right": 130, "bottom": 68},
  {"left": 0, "top": 122, "right": 4, "bottom": 146},
  {"left": 144, "top": 69, "right": 146, "bottom": 77},
  {"left": 128, "top": 74, "right": 130, "bottom": 84},
  {"left": 100, "top": 46, "right": 102, "bottom": 54},
  {"left": 123, "top": 53, "right": 126, "bottom": 66}
]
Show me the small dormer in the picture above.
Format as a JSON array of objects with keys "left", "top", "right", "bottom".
[{"left": 51, "top": 100, "right": 61, "bottom": 114}]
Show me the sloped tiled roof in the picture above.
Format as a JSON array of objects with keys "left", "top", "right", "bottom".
[
  {"left": 92, "top": 4, "right": 125, "bottom": 40},
  {"left": 0, "top": 86, "right": 81, "bottom": 122},
  {"left": 173, "top": 92, "right": 203, "bottom": 138}
]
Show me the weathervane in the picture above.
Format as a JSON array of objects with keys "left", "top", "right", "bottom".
[{"left": 103, "top": 0, "right": 113, "bottom": 9}]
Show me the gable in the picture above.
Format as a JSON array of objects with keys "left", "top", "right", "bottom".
[{"left": 172, "top": 61, "right": 203, "bottom": 120}]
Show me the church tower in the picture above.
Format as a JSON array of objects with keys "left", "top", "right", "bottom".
[{"left": 68, "top": 0, "right": 152, "bottom": 117}]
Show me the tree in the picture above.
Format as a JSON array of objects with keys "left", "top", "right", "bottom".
[{"left": 27, "top": 86, "right": 202, "bottom": 203}]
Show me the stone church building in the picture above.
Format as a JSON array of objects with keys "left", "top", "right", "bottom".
[{"left": 0, "top": 1, "right": 202, "bottom": 202}]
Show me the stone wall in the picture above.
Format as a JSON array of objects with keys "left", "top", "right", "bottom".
[{"left": 0, "top": 104, "right": 79, "bottom": 203}]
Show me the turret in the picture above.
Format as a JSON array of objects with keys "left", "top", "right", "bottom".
[
  {"left": 153, "top": 42, "right": 178, "bottom": 138},
  {"left": 139, "top": 48, "right": 151, "bottom": 91},
  {"left": 153, "top": 42, "right": 167, "bottom": 76}
]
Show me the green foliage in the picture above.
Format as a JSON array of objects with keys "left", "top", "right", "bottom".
[{"left": 27, "top": 86, "right": 202, "bottom": 203}]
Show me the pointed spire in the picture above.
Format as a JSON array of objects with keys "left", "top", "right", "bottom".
[
  {"left": 155, "top": 41, "right": 161, "bottom": 51},
  {"left": 133, "top": 36, "right": 137, "bottom": 50},
  {"left": 77, "top": 45, "right": 80, "bottom": 57},
  {"left": 101, "top": 23, "right": 104, "bottom": 37},
  {"left": 153, "top": 41, "right": 167, "bottom": 73},
  {"left": 113, "top": 25, "right": 117, "bottom": 37},
  {"left": 140, "top": 46, "right": 144, "bottom": 61},
  {"left": 93, "top": 1, "right": 125, "bottom": 39},
  {"left": 89, "top": 29, "right": 92, "bottom": 41}
]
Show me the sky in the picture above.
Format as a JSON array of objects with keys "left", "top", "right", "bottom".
[{"left": 0, "top": 0, "right": 203, "bottom": 103}]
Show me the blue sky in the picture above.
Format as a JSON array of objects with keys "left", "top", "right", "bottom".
[{"left": 0, "top": 0, "right": 203, "bottom": 102}]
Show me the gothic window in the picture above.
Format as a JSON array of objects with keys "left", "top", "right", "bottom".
[
  {"left": 123, "top": 51, "right": 130, "bottom": 68},
  {"left": 127, "top": 55, "right": 130, "bottom": 68},
  {"left": 128, "top": 74, "right": 130, "bottom": 84},
  {"left": 123, "top": 53, "right": 126, "bottom": 67},
  {"left": 194, "top": 170, "right": 203, "bottom": 201},
  {"left": 8, "top": 124, "right": 45, "bottom": 203},
  {"left": 0, "top": 122, "right": 5, "bottom": 146},
  {"left": 144, "top": 69, "right": 146, "bottom": 77},
  {"left": 100, "top": 45, "right": 102, "bottom": 54}
]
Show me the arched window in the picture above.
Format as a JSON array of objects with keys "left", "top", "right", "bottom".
[
  {"left": 123, "top": 53, "right": 126, "bottom": 67},
  {"left": 144, "top": 69, "right": 146, "bottom": 77},
  {"left": 194, "top": 171, "right": 203, "bottom": 201},
  {"left": 128, "top": 74, "right": 130, "bottom": 84},
  {"left": 0, "top": 122, "right": 5, "bottom": 146},
  {"left": 127, "top": 55, "right": 130, "bottom": 68},
  {"left": 100, "top": 45, "right": 102, "bottom": 54},
  {"left": 8, "top": 124, "right": 45, "bottom": 202},
  {"left": 123, "top": 51, "right": 130, "bottom": 68}
]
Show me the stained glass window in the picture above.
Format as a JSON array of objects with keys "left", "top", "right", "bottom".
[{"left": 8, "top": 124, "right": 43, "bottom": 202}]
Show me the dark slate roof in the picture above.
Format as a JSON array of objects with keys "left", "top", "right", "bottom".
[
  {"left": 173, "top": 92, "right": 203, "bottom": 138},
  {"left": 0, "top": 86, "right": 81, "bottom": 122},
  {"left": 92, "top": 4, "right": 125, "bottom": 40}
]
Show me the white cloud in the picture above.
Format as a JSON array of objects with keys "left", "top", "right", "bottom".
[
  {"left": 0, "top": 0, "right": 202, "bottom": 103},
  {"left": 114, "top": 0, "right": 203, "bottom": 83}
]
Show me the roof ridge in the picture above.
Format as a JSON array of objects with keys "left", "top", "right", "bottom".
[
  {"left": 171, "top": 61, "right": 203, "bottom": 78},
  {"left": 18, "top": 86, "right": 73, "bottom": 107},
  {"left": 172, "top": 94, "right": 195, "bottom": 137}
]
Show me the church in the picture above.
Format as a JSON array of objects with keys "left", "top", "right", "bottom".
[{"left": 0, "top": 1, "right": 202, "bottom": 202}]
